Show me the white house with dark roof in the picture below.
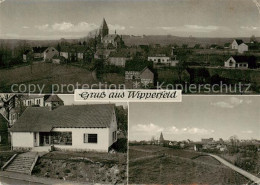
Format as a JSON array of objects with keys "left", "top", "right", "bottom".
[
  {"left": 10, "top": 104, "right": 117, "bottom": 152},
  {"left": 224, "top": 55, "right": 257, "bottom": 69},
  {"left": 43, "top": 47, "right": 59, "bottom": 61},
  {"left": 231, "top": 39, "right": 248, "bottom": 53}
]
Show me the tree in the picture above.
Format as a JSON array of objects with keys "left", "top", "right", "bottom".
[
  {"left": 250, "top": 35, "right": 256, "bottom": 43},
  {"left": 176, "top": 61, "right": 188, "bottom": 83},
  {"left": 57, "top": 43, "right": 61, "bottom": 56},
  {"left": 115, "top": 106, "right": 128, "bottom": 138}
]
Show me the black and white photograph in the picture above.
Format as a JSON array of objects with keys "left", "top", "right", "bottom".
[
  {"left": 128, "top": 96, "right": 260, "bottom": 184},
  {"left": 0, "top": 94, "right": 127, "bottom": 184},
  {"left": 0, "top": 0, "right": 260, "bottom": 184},
  {"left": 0, "top": 0, "right": 260, "bottom": 94}
]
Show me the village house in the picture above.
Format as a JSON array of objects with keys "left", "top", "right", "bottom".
[
  {"left": 60, "top": 46, "right": 70, "bottom": 60},
  {"left": 32, "top": 47, "right": 48, "bottom": 60},
  {"left": 224, "top": 55, "right": 257, "bottom": 69},
  {"left": 108, "top": 57, "right": 130, "bottom": 67},
  {"left": 43, "top": 47, "right": 59, "bottom": 62},
  {"left": 148, "top": 54, "right": 179, "bottom": 67},
  {"left": 125, "top": 67, "right": 154, "bottom": 85},
  {"left": 139, "top": 67, "right": 154, "bottom": 84},
  {"left": 148, "top": 55, "right": 170, "bottom": 65},
  {"left": 44, "top": 94, "right": 64, "bottom": 107},
  {"left": 21, "top": 95, "right": 46, "bottom": 107},
  {"left": 125, "top": 71, "right": 140, "bottom": 80},
  {"left": 231, "top": 39, "right": 248, "bottom": 53},
  {"left": 0, "top": 94, "right": 19, "bottom": 127},
  {"left": 10, "top": 104, "right": 117, "bottom": 152},
  {"left": 23, "top": 50, "right": 32, "bottom": 62},
  {"left": 108, "top": 51, "right": 132, "bottom": 67}
]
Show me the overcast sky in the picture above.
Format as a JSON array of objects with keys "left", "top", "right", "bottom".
[
  {"left": 0, "top": 0, "right": 260, "bottom": 39},
  {"left": 129, "top": 96, "right": 260, "bottom": 142}
]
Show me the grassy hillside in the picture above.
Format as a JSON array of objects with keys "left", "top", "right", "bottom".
[
  {"left": 129, "top": 146, "right": 249, "bottom": 184},
  {"left": 0, "top": 62, "right": 97, "bottom": 93}
]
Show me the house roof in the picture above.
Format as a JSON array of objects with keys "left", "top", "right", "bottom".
[
  {"left": 103, "top": 34, "right": 120, "bottom": 41},
  {"left": 32, "top": 47, "right": 48, "bottom": 53},
  {"left": 234, "top": 39, "right": 244, "bottom": 45},
  {"left": 230, "top": 55, "right": 257, "bottom": 63},
  {"left": 140, "top": 66, "right": 153, "bottom": 74},
  {"left": 20, "top": 95, "right": 45, "bottom": 100},
  {"left": 45, "top": 95, "right": 63, "bottom": 103},
  {"left": 10, "top": 104, "right": 115, "bottom": 132}
]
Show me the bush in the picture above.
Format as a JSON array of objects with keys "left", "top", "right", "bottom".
[
  {"left": 111, "top": 138, "right": 127, "bottom": 153},
  {"left": 64, "top": 169, "right": 71, "bottom": 173}
]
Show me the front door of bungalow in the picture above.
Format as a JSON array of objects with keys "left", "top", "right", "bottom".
[{"left": 39, "top": 132, "right": 51, "bottom": 146}]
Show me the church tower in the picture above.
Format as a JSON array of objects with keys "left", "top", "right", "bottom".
[
  {"left": 99, "top": 18, "right": 109, "bottom": 40},
  {"left": 159, "top": 132, "right": 164, "bottom": 142}
]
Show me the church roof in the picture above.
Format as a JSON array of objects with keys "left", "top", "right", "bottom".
[{"left": 103, "top": 34, "right": 120, "bottom": 41}]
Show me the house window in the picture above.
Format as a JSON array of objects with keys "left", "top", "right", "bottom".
[
  {"left": 84, "top": 134, "right": 97, "bottom": 143},
  {"left": 51, "top": 132, "right": 72, "bottom": 145},
  {"left": 112, "top": 131, "right": 117, "bottom": 142}
]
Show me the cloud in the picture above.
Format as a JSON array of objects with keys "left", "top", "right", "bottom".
[
  {"left": 108, "top": 24, "right": 126, "bottom": 31},
  {"left": 132, "top": 123, "right": 164, "bottom": 133},
  {"left": 160, "top": 25, "right": 219, "bottom": 33},
  {"left": 240, "top": 26, "right": 260, "bottom": 31},
  {"left": 211, "top": 97, "right": 245, "bottom": 109},
  {"left": 167, "top": 126, "right": 214, "bottom": 135},
  {"left": 0, "top": 0, "right": 5, "bottom": 4},
  {"left": 35, "top": 22, "right": 126, "bottom": 33},
  {"left": 35, "top": 22, "right": 99, "bottom": 33},
  {"left": 132, "top": 123, "right": 214, "bottom": 135},
  {"left": 36, "top": 24, "right": 49, "bottom": 30},
  {"left": 241, "top": 130, "right": 253, "bottom": 134},
  {"left": 22, "top": 26, "right": 29, "bottom": 29}
]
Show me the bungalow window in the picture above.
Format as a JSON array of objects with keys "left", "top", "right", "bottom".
[
  {"left": 84, "top": 134, "right": 97, "bottom": 143},
  {"left": 51, "top": 132, "right": 72, "bottom": 145},
  {"left": 112, "top": 131, "right": 117, "bottom": 142}
]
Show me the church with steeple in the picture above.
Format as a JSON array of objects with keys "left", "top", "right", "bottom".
[
  {"left": 159, "top": 132, "right": 164, "bottom": 143},
  {"left": 99, "top": 18, "right": 109, "bottom": 41},
  {"left": 97, "top": 18, "right": 124, "bottom": 49}
]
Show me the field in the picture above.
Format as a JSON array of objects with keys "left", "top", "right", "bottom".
[
  {"left": 129, "top": 145, "right": 249, "bottom": 184},
  {"left": 0, "top": 62, "right": 97, "bottom": 93}
]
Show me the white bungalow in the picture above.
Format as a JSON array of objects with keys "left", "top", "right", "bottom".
[
  {"left": 10, "top": 104, "right": 117, "bottom": 152},
  {"left": 148, "top": 55, "right": 171, "bottom": 65}
]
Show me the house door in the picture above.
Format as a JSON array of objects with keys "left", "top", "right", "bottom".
[{"left": 39, "top": 132, "right": 51, "bottom": 146}]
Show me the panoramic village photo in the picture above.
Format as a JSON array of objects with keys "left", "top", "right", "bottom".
[
  {"left": 0, "top": 94, "right": 128, "bottom": 184},
  {"left": 128, "top": 96, "right": 260, "bottom": 184},
  {"left": 0, "top": 0, "right": 260, "bottom": 93}
]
